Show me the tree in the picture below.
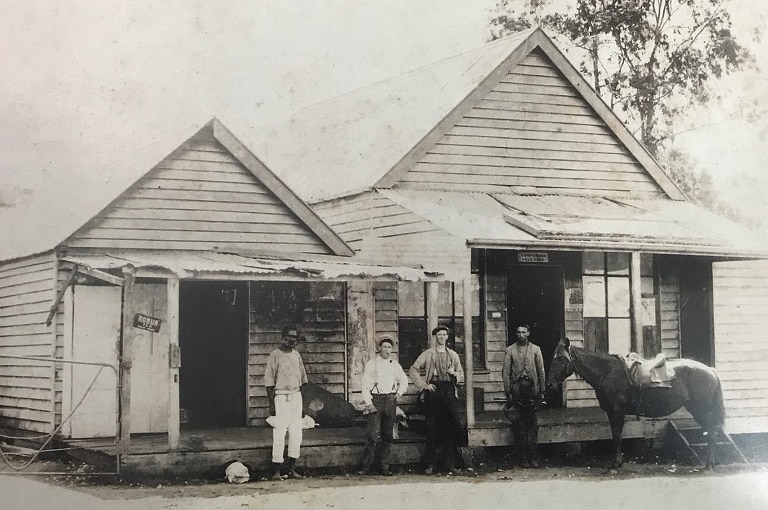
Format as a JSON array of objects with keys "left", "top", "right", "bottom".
[{"left": 490, "top": 0, "right": 751, "bottom": 157}]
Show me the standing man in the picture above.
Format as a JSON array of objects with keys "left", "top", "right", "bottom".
[
  {"left": 502, "top": 323, "right": 546, "bottom": 468},
  {"left": 264, "top": 324, "right": 308, "bottom": 480},
  {"left": 358, "top": 334, "right": 409, "bottom": 476},
  {"left": 409, "top": 325, "right": 465, "bottom": 474}
]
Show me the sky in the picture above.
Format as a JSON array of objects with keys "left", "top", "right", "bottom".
[{"left": 1, "top": 0, "right": 767, "bottom": 237}]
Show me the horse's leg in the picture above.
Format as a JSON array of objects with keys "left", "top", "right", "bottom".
[{"left": 607, "top": 410, "right": 625, "bottom": 469}]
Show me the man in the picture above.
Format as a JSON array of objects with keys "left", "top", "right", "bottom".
[
  {"left": 358, "top": 334, "right": 409, "bottom": 476},
  {"left": 264, "top": 324, "right": 308, "bottom": 480},
  {"left": 502, "top": 323, "right": 546, "bottom": 468},
  {"left": 409, "top": 325, "right": 465, "bottom": 475}
]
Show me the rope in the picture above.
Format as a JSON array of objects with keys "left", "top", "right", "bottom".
[{"left": 0, "top": 366, "right": 109, "bottom": 471}]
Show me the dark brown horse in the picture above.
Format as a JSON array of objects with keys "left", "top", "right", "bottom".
[{"left": 547, "top": 338, "right": 725, "bottom": 469}]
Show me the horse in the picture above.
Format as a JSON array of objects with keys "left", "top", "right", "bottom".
[{"left": 546, "top": 337, "right": 725, "bottom": 469}]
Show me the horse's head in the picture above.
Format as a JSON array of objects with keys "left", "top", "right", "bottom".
[{"left": 547, "top": 337, "right": 574, "bottom": 391}]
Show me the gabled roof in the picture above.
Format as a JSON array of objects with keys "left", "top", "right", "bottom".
[
  {"left": 1, "top": 118, "right": 353, "bottom": 261},
  {"left": 262, "top": 27, "right": 684, "bottom": 202}
]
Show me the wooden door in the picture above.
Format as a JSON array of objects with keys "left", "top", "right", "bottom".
[
  {"left": 67, "top": 286, "right": 121, "bottom": 438},
  {"left": 129, "top": 283, "right": 170, "bottom": 433}
]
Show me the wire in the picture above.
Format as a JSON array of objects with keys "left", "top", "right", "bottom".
[{"left": 0, "top": 366, "right": 112, "bottom": 472}]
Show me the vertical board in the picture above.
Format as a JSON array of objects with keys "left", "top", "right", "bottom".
[
  {"left": 129, "top": 283, "right": 170, "bottom": 433},
  {"left": 68, "top": 286, "right": 121, "bottom": 438}
]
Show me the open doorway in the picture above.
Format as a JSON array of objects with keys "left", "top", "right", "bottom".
[
  {"left": 507, "top": 263, "right": 565, "bottom": 406},
  {"left": 679, "top": 259, "right": 714, "bottom": 366},
  {"left": 179, "top": 281, "right": 249, "bottom": 428}
]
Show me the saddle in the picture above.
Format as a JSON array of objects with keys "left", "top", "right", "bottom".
[{"left": 624, "top": 352, "right": 676, "bottom": 388}]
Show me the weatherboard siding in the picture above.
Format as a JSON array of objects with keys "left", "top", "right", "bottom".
[
  {"left": 713, "top": 260, "right": 768, "bottom": 434},
  {"left": 401, "top": 51, "right": 664, "bottom": 198},
  {"left": 247, "top": 281, "right": 346, "bottom": 427},
  {"left": 66, "top": 138, "right": 332, "bottom": 256},
  {"left": 0, "top": 252, "right": 56, "bottom": 433}
]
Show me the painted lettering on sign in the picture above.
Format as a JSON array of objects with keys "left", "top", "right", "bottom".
[
  {"left": 133, "top": 313, "right": 162, "bottom": 333},
  {"left": 518, "top": 252, "right": 549, "bottom": 263}
]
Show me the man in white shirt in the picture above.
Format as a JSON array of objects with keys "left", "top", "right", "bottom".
[{"left": 358, "top": 335, "right": 409, "bottom": 476}]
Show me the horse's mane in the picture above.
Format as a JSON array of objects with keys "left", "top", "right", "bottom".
[{"left": 569, "top": 346, "right": 624, "bottom": 387}]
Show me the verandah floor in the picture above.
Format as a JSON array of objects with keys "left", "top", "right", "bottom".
[{"left": 60, "top": 406, "right": 696, "bottom": 476}]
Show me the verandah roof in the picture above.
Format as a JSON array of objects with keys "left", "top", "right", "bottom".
[
  {"left": 378, "top": 189, "right": 768, "bottom": 258},
  {"left": 61, "top": 251, "right": 442, "bottom": 281}
]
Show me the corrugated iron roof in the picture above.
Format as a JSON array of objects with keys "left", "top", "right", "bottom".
[
  {"left": 379, "top": 189, "right": 768, "bottom": 257},
  {"left": 61, "top": 251, "right": 441, "bottom": 281}
]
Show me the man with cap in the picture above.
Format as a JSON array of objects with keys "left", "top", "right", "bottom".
[
  {"left": 358, "top": 334, "right": 409, "bottom": 476},
  {"left": 409, "top": 325, "right": 465, "bottom": 474}
]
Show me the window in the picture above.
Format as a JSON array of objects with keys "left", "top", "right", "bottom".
[
  {"left": 582, "top": 252, "right": 631, "bottom": 354},
  {"left": 396, "top": 279, "right": 485, "bottom": 370}
]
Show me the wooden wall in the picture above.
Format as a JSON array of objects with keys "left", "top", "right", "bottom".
[
  {"left": 659, "top": 261, "right": 682, "bottom": 359},
  {"left": 247, "top": 281, "right": 346, "bottom": 427},
  {"left": 66, "top": 135, "right": 332, "bottom": 255},
  {"left": 313, "top": 191, "right": 470, "bottom": 275},
  {"left": 713, "top": 259, "right": 768, "bottom": 434},
  {"left": 399, "top": 50, "right": 665, "bottom": 198},
  {"left": 0, "top": 252, "right": 57, "bottom": 433}
]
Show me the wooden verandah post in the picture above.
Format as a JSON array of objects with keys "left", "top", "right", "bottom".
[
  {"left": 167, "top": 274, "right": 181, "bottom": 450},
  {"left": 118, "top": 265, "right": 136, "bottom": 454}
]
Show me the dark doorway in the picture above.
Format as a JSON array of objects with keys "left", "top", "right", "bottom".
[
  {"left": 679, "top": 259, "right": 714, "bottom": 366},
  {"left": 179, "top": 281, "right": 249, "bottom": 428},
  {"left": 507, "top": 263, "right": 565, "bottom": 405}
]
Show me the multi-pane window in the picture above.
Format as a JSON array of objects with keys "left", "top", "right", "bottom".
[
  {"left": 396, "top": 279, "right": 485, "bottom": 370},
  {"left": 582, "top": 252, "right": 631, "bottom": 354}
]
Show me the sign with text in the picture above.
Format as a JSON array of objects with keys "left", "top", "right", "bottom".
[
  {"left": 518, "top": 252, "right": 549, "bottom": 264},
  {"left": 133, "top": 313, "right": 162, "bottom": 333}
]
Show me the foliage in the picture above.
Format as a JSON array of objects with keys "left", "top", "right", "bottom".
[{"left": 490, "top": 0, "right": 752, "bottom": 157}]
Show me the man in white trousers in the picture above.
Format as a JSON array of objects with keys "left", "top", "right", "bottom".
[{"left": 264, "top": 324, "right": 308, "bottom": 480}]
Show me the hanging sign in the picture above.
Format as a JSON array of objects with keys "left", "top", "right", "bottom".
[
  {"left": 133, "top": 313, "right": 162, "bottom": 333},
  {"left": 518, "top": 252, "right": 549, "bottom": 263}
]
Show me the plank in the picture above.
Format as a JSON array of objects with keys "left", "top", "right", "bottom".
[
  {"left": 443, "top": 131, "right": 624, "bottom": 153},
  {"left": 469, "top": 106, "right": 604, "bottom": 126},
  {"left": 154, "top": 159, "right": 247, "bottom": 174},
  {"left": 478, "top": 98, "right": 596, "bottom": 118},
  {"left": 0, "top": 255, "right": 53, "bottom": 275},
  {"left": 493, "top": 81, "right": 578, "bottom": 98},
  {"left": 430, "top": 141, "right": 637, "bottom": 164},
  {"left": 92, "top": 218, "right": 311, "bottom": 235},
  {"left": 418, "top": 152, "right": 646, "bottom": 174},
  {"left": 131, "top": 188, "right": 280, "bottom": 205},
  {"left": 0, "top": 260, "right": 54, "bottom": 281},
  {"left": 139, "top": 176, "right": 273, "bottom": 194},
  {"left": 411, "top": 162, "right": 650, "bottom": 184},
  {"left": 0, "top": 279, "right": 52, "bottom": 299},
  {"left": 72, "top": 227, "right": 321, "bottom": 244},
  {"left": 112, "top": 197, "right": 290, "bottom": 214},
  {"left": 0, "top": 289, "right": 52, "bottom": 309},
  {"left": 102, "top": 206, "right": 299, "bottom": 223},
  {"left": 403, "top": 169, "right": 658, "bottom": 193},
  {"left": 64, "top": 238, "right": 331, "bottom": 254},
  {"left": 457, "top": 116, "right": 610, "bottom": 135}
]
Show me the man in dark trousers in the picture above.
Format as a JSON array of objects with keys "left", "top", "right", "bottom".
[
  {"left": 409, "top": 325, "right": 465, "bottom": 474},
  {"left": 358, "top": 334, "right": 409, "bottom": 476},
  {"left": 502, "top": 323, "right": 546, "bottom": 468},
  {"left": 264, "top": 324, "right": 308, "bottom": 480}
]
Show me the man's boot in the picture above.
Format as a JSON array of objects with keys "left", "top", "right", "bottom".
[
  {"left": 286, "top": 456, "right": 304, "bottom": 479},
  {"left": 271, "top": 462, "right": 284, "bottom": 481},
  {"left": 513, "top": 426, "right": 530, "bottom": 468},
  {"left": 527, "top": 426, "right": 540, "bottom": 468}
]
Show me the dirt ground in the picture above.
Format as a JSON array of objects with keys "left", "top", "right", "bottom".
[{"left": 2, "top": 439, "right": 767, "bottom": 501}]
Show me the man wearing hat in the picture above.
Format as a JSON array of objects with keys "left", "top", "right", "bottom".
[
  {"left": 358, "top": 334, "right": 409, "bottom": 476},
  {"left": 409, "top": 325, "right": 465, "bottom": 474}
]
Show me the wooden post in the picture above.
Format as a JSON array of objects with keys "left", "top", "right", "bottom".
[
  {"left": 426, "top": 281, "right": 440, "bottom": 348},
  {"left": 630, "top": 252, "right": 643, "bottom": 355},
  {"left": 119, "top": 265, "right": 136, "bottom": 454},
  {"left": 462, "top": 278, "right": 475, "bottom": 428},
  {"left": 167, "top": 275, "right": 181, "bottom": 451}
]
